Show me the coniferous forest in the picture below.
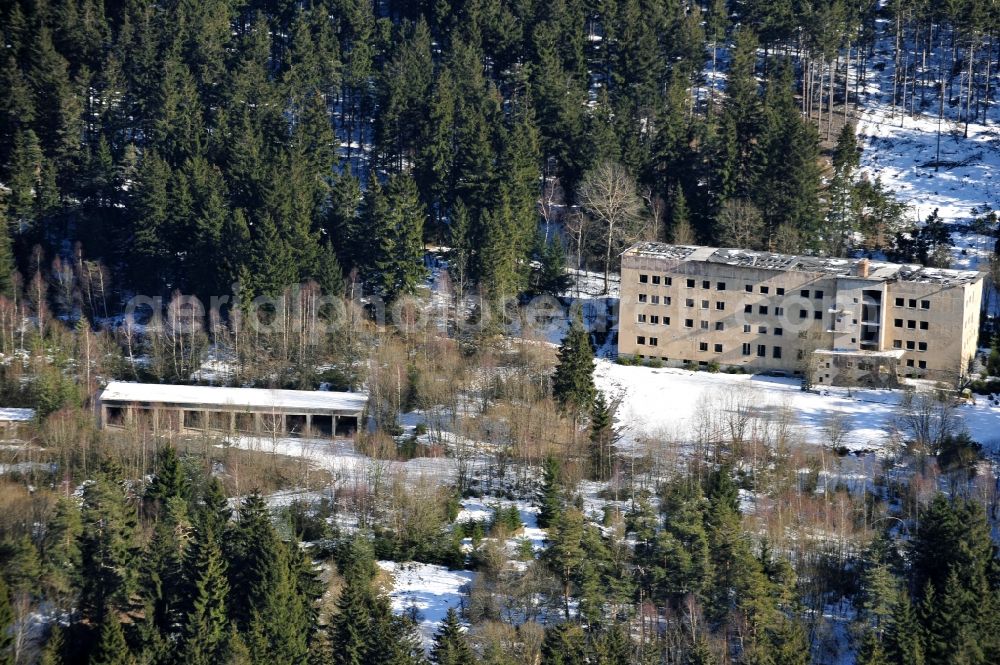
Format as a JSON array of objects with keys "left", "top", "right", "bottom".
[{"left": 3, "top": 0, "right": 1000, "bottom": 664}]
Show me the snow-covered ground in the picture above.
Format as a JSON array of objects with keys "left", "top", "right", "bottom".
[
  {"left": 376, "top": 561, "right": 475, "bottom": 648},
  {"left": 595, "top": 360, "right": 1000, "bottom": 454},
  {"left": 855, "top": 19, "right": 1000, "bottom": 273},
  {"left": 221, "top": 434, "right": 460, "bottom": 485}
]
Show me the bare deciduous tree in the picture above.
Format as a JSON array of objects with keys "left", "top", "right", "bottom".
[
  {"left": 539, "top": 177, "right": 564, "bottom": 243},
  {"left": 578, "top": 160, "right": 647, "bottom": 294},
  {"left": 716, "top": 199, "right": 765, "bottom": 250}
]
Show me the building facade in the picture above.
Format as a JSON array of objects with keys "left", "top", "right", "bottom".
[{"left": 618, "top": 243, "right": 985, "bottom": 386}]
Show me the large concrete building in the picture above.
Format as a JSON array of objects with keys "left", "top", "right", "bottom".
[
  {"left": 618, "top": 243, "right": 985, "bottom": 386},
  {"left": 98, "top": 382, "right": 367, "bottom": 437}
]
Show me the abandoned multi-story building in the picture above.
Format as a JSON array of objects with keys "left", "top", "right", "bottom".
[{"left": 618, "top": 243, "right": 985, "bottom": 386}]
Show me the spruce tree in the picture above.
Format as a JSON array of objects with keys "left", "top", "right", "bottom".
[
  {"left": 144, "top": 444, "right": 188, "bottom": 509},
  {"left": 715, "top": 28, "right": 763, "bottom": 203},
  {"left": 551, "top": 321, "right": 595, "bottom": 415},
  {"left": 588, "top": 392, "right": 617, "bottom": 481},
  {"left": 857, "top": 628, "right": 889, "bottom": 665},
  {"left": 0, "top": 577, "right": 12, "bottom": 665},
  {"left": 89, "top": 614, "right": 135, "bottom": 665},
  {"left": 79, "top": 474, "right": 139, "bottom": 623},
  {"left": 330, "top": 569, "right": 373, "bottom": 665},
  {"left": 39, "top": 625, "right": 64, "bottom": 665},
  {"left": 686, "top": 636, "right": 717, "bottom": 665},
  {"left": 199, "top": 477, "right": 231, "bottom": 538},
  {"left": 0, "top": 205, "right": 17, "bottom": 299},
  {"left": 360, "top": 173, "right": 427, "bottom": 303},
  {"left": 430, "top": 608, "right": 475, "bottom": 665},
  {"left": 544, "top": 507, "right": 585, "bottom": 618},
  {"left": 534, "top": 233, "right": 570, "bottom": 296},
  {"left": 179, "top": 522, "right": 229, "bottom": 665},
  {"left": 537, "top": 455, "right": 563, "bottom": 529},
  {"left": 884, "top": 589, "right": 924, "bottom": 665},
  {"left": 540, "top": 622, "right": 586, "bottom": 665},
  {"left": 141, "top": 496, "right": 190, "bottom": 635}
]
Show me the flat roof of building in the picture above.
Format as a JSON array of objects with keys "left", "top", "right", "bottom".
[
  {"left": 99, "top": 381, "right": 367, "bottom": 415},
  {"left": 623, "top": 242, "right": 984, "bottom": 286},
  {"left": 0, "top": 408, "right": 35, "bottom": 422}
]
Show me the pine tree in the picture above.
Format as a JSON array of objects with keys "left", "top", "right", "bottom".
[
  {"left": 827, "top": 123, "right": 862, "bottom": 256},
  {"left": 430, "top": 608, "right": 475, "bottom": 665},
  {"left": 25, "top": 27, "right": 83, "bottom": 170},
  {"left": 551, "top": 320, "right": 595, "bottom": 414},
  {"left": 7, "top": 129, "right": 43, "bottom": 232},
  {"left": 415, "top": 67, "right": 457, "bottom": 240},
  {"left": 859, "top": 561, "right": 898, "bottom": 632},
  {"left": 3, "top": 534, "right": 42, "bottom": 597},
  {"left": 715, "top": 28, "right": 763, "bottom": 204},
  {"left": 241, "top": 212, "right": 296, "bottom": 300},
  {"left": 227, "top": 494, "right": 311, "bottom": 662},
  {"left": 327, "top": 169, "right": 363, "bottom": 272},
  {"left": 767, "top": 66, "right": 822, "bottom": 247},
  {"left": 591, "top": 622, "right": 632, "bottom": 665}
]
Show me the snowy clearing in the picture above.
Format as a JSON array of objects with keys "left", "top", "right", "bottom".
[
  {"left": 376, "top": 561, "right": 475, "bottom": 648},
  {"left": 595, "top": 360, "right": 1000, "bottom": 454}
]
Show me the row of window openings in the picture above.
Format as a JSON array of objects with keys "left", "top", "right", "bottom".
[
  {"left": 634, "top": 336, "right": 782, "bottom": 359},
  {"left": 637, "top": 275, "right": 832, "bottom": 300},
  {"left": 893, "top": 340, "right": 929, "bottom": 351},
  {"left": 638, "top": 313, "right": 786, "bottom": 336},
  {"left": 639, "top": 274, "right": 931, "bottom": 312},
  {"left": 896, "top": 297, "right": 930, "bottom": 310},
  {"left": 894, "top": 319, "right": 929, "bottom": 330},
  {"left": 637, "top": 294, "right": 671, "bottom": 304}
]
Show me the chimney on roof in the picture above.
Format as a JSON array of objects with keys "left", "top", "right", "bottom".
[{"left": 856, "top": 258, "right": 870, "bottom": 278}]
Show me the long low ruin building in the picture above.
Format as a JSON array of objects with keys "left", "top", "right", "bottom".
[{"left": 98, "top": 382, "right": 367, "bottom": 437}]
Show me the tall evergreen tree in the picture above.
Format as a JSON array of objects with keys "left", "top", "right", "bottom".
[
  {"left": 79, "top": 474, "right": 140, "bottom": 623},
  {"left": 179, "top": 522, "right": 229, "bottom": 665},
  {"left": 588, "top": 391, "right": 618, "bottom": 481},
  {"left": 540, "top": 622, "right": 586, "bottom": 665},
  {"left": 430, "top": 608, "right": 475, "bottom": 665},
  {"left": 551, "top": 320, "right": 595, "bottom": 415},
  {"left": 0, "top": 576, "right": 12, "bottom": 665},
  {"left": 360, "top": 173, "right": 427, "bottom": 303},
  {"left": 537, "top": 455, "right": 563, "bottom": 529},
  {"left": 544, "top": 507, "right": 585, "bottom": 618},
  {"left": 89, "top": 614, "right": 135, "bottom": 665}
]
